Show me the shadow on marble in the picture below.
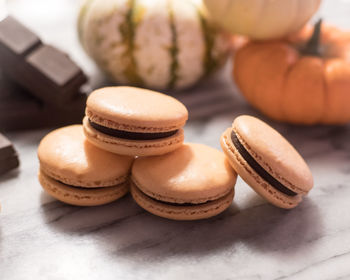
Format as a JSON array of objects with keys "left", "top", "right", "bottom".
[
  {"left": 39, "top": 189, "right": 322, "bottom": 261},
  {"left": 0, "top": 168, "right": 20, "bottom": 184},
  {"left": 7, "top": 128, "right": 51, "bottom": 146},
  {"left": 229, "top": 197, "right": 322, "bottom": 257}
]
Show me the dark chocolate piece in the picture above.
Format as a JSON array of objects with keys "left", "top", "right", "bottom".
[
  {"left": 230, "top": 131, "right": 297, "bottom": 197},
  {"left": 0, "top": 156, "right": 19, "bottom": 176},
  {"left": 0, "top": 16, "right": 87, "bottom": 106},
  {"left": 0, "top": 71, "right": 87, "bottom": 131},
  {"left": 0, "top": 16, "right": 41, "bottom": 56},
  {"left": 89, "top": 120, "right": 178, "bottom": 141},
  {"left": 0, "top": 133, "right": 19, "bottom": 176},
  {"left": 0, "top": 133, "right": 17, "bottom": 160}
]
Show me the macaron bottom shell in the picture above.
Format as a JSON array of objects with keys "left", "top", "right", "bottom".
[
  {"left": 220, "top": 128, "right": 302, "bottom": 209},
  {"left": 83, "top": 116, "right": 185, "bottom": 156},
  {"left": 130, "top": 182, "right": 235, "bottom": 221},
  {"left": 39, "top": 170, "right": 129, "bottom": 207}
]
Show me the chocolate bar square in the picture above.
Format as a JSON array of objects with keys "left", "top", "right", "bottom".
[
  {"left": 0, "top": 133, "right": 19, "bottom": 176},
  {"left": 0, "top": 16, "right": 87, "bottom": 106},
  {"left": 0, "top": 71, "right": 87, "bottom": 131},
  {"left": 0, "top": 16, "right": 41, "bottom": 56},
  {"left": 0, "top": 133, "right": 17, "bottom": 160}
]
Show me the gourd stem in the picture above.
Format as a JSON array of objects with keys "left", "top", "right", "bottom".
[{"left": 302, "top": 19, "right": 322, "bottom": 56}]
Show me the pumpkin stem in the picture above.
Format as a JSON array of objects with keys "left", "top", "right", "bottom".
[{"left": 302, "top": 19, "right": 322, "bottom": 56}]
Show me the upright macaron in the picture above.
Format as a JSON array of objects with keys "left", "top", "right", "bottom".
[
  {"left": 220, "top": 115, "right": 313, "bottom": 209},
  {"left": 131, "top": 143, "right": 237, "bottom": 220},
  {"left": 83, "top": 86, "right": 188, "bottom": 156},
  {"left": 38, "top": 125, "right": 134, "bottom": 206}
]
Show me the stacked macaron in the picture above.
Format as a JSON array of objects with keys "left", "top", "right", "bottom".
[
  {"left": 38, "top": 86, "right": 314, "bottom": 219},
  {"left": 38, "top": 86, "right": 238, "bottom": 220}
]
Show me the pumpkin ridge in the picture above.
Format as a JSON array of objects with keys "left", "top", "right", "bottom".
[
  {"left": 197, "top": 5, "right": 216, "bottom": 77},
  {"left": 167, "top": 0, "right": 179, "bottom": 89},
  {"left": 320, "top": 60, "right": 331, "bottom": 123},
  {"left": 263, "top": 44, "right": 299, "bottom": 121},
  {"left": 77, "top": 0, "right": 96, "bottom": 47},
  {"left": 250, "top": 45, "right": 285, "bottom": 111},
  {"left": 321, "top": 59, "right": 350, "bottom": 124},
  {"left": 279, "top": 50, "right": 300, "bottom": 122},
  {"left": 233, "top": 43, "right": 258, "bottom": 103},
  {"left": 120, "top": 0, "right": 143, "bottom": 85},
  {"left": 236, "top": 42, "right": 276, "bottom": 106}
]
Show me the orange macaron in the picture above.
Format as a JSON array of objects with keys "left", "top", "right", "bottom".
[
  {"left": 130, "top": 143, "right": 237, "bottom": 220},
  {"left": 83, "top": 86, "right": 188, "bottom": 156},
  {"left": 220, "top": 115, "right": 313, "bottom": 209},
  {"left": 38, "top": 125, "right": 134, "bottom": 206}
]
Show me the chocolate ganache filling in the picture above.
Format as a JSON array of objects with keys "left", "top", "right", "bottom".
[
  {"left": 231, "top": 131, "right": 297, "bottom": 197},
  {"left": 53, "top": 177, "right": 123, "bottom": 189},
  {"left": 89, "top": 119, "right": 178, "bottom": 140},
  {"left": 134, "top": 184, "right": 208, "bottom": 206}
]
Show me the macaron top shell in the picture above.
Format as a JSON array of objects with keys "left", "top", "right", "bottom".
[
  {"left": 132, "top": 143, "right": 237, "bottom": 203},
  {"left": 233, "top": 115, "right": 313, "bottom": 193},
  {"left": 86, "top": 87, "right": 188, "bottom": 132},
  {"left": 38, "top": 125, "right": 134, "bottom": 187}
]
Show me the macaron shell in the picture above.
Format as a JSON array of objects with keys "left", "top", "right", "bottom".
[
  {"left": 39, "top": 170, "right": 129, "bottom": 206},
  {"left": 38, "top": 125, "right": 134, "bottom": 187},
  {"left": 86, "top": 87, "right": 188, "bottom": 132},
  {"left": 83, "top": 117, "right": 184, "bottom": 156},
  {"left": 130, "top": 182, "right": 235, "bottom": 221},
  {"left": 131, "top": 143, "right": 237, "bottom": 204},
  {"left": 221, "top": 128, "right": 301, "bottom": 209},
  {"left": 233, "top": 116, "right": 313, "bottom": 194}
]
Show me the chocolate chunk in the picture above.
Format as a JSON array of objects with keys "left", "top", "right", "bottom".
[
  {"left": 0, "top": 133, "right": 17, "bottom": 160},
  {"left": 0, "top": 16, "right": 41, "bottom": 56},
  {"left": 0, "top": 156, "right": 19, "bottom": 176},
  {"left": 0, "top": 133, "right": 19, "bottom": 176},
  {"left": 0, "top": 71, "right": 87, "bottom": 131},
  {"left": 89, "top": 120, "right": 178, "bottom": 140},
  {"left": 0, "top": 16, "right": 87, "bottom": 106},
  {"left": 230, "top": 130, "right": 297, "bottom": 197},
  {"left": 27, "top": 45, "right": 82, "bottom": 87}
]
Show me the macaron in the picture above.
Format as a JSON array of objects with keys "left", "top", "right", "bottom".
[
  {"left": 220, "top": 115, "right": 313, "bottom": 209},
  {"left": 38, "top": 125, "right": 134, "bottom": 206},
  {"left": 130, "top": 143, "right": 237, "bottom": 220},
  {"left": 83, "top": 86, "right": 188, "bottom": 156}
]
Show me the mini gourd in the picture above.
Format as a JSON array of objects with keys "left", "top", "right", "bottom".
[{"left": 78, "top": 0, "right": 230, "bottom": 90}]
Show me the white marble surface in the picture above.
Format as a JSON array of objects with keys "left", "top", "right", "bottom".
[{"left": 1, "top": 0, "right": 350, "bottom": 279}]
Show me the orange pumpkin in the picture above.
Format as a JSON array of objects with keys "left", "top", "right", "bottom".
[{"left": 233, "top": 20, "right": 350, "bottom": 124}]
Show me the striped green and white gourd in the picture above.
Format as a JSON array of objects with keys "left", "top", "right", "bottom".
[{"left": 78, "top": 0, "right": 230, "bottom": 90}]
